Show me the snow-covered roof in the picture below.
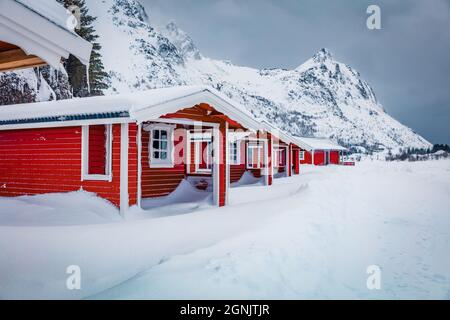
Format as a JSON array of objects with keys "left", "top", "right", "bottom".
[
  {"left": 294, "top": 137, "right": 347, "bottom": 151},
  {"left": 0, "top": 0, "right": 92, "bottom": 68},
  {"left": 0, "top": 86, "right": 262, "bottom": 131}
]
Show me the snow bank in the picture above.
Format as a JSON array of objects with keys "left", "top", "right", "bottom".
[
  {"left": 0, "top": 160, "right": 449, "bottom": 299},
  {"left": 0, "top": 191, "right": 120, "bottom": 226},
  {"left": 129, "top": 180, "right": 213, "bottom": 219}
]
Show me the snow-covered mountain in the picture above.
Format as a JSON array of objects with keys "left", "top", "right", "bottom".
[{"left": 0, "top": 0, "right": 431, "bottom": 152}]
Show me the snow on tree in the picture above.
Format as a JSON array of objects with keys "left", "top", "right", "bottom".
[{"left": 57, "top": 0, "right": 109, "bottom": 97}]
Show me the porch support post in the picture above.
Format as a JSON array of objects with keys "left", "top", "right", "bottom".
[
  {"left": 287, "top": 144, "right": 292, "bottom": 177},
  {"left": 213, "top": 121, "right": 227, "bottom": 207},
  {"left": 225, "top": 122, "right": 230, "bottom": 205},
  {"left": 266, "top": 133, "right": 273, "bottom": 186},
  {"left": 293, "top": 147, "right": 300, "bottom": 175},
  {"left": 137, "top": 123, "right": 142, "bottom": 208},
  {"left": 120, "top": 123, "right": 129, "bottom": 216},
  {"left": 312, "top": 149, "right": 315, "bottom": 166}
]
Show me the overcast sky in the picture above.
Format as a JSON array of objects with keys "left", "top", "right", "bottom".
[{"left": 143, "top": 0, "right": 450, "bottom": 145}]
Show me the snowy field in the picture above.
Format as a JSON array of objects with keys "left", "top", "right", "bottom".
[{"left": 0, "top": 160, "right": 449, "bottom": 300}]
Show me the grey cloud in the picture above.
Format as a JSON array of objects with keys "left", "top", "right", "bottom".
[{"left": 142, "top": 0, "right": 450, "bottom": 144}]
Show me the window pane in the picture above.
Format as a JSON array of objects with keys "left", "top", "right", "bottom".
[
  {"left": 153, "top": 130, "right": 160, "bottom": 139},
  {"left": 153, "top": 140, "right": 160, "bottom": 149},
  {"left": 160, "top": 141, "right": 168, "bottom": 150},
  {"left": 160, "top": 130, "right": 168, "bottom": 139},
  {"left": 153, "top": 151, "right": 160, "bottom": 159},
  {"left": 160, "top": 152, "right": 167, "bottom": 160}
]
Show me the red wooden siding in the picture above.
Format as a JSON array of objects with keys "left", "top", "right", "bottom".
[
  {"left": 300, "top": 149, "right": 312, "bottom": 164},
  {"left": 88, "top": 125, "right": 107, "bottom": 175},
  {"left": 230, "top": 164, "right": 246, "bottom": 183},
  {"left": 198, "top": 141, "right": 211, "bottom": 170},
  {"left": 330, "top": 151, "right": 340, "bottom": 165},
  {"left": 128, "top": 124, "right": 138, "bottom": 206},
  {"left": 249, "top": 169, "right": 262, "bottom": 178},
  {"left": 300, "top": 149, "right": 341, "bottom": 166},
  {"left": 314, "top": 150, "right": 325, "bottom": 166},
  {"left": 0, "top": 125, "right": 123, "bottom": 207}
]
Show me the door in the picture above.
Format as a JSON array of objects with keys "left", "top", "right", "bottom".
[{"left": 196, "top": 140, "right": 212, "bottom": 172}]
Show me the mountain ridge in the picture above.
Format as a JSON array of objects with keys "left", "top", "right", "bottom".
[{"left": 0, "top": 0, "right": 431, "bottom": 153}]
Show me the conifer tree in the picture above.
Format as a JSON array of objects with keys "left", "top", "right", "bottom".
[{"left": 57, "top": 0, "right": 109, "bottom": 97}]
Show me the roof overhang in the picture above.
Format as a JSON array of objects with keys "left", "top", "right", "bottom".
[
  {"left": 0, "top": 86, "right": 264, "bottom": 132},
  {"left": 293, "top": 137, "right": 347, "bottom": 152},
  {"left": 131, "top": 88, "right": 262, "bottom": 133},
  {"left": 0, "top": 0, "right": 92, "bottom": 71}
]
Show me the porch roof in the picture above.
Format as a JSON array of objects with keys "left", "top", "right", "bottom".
[
  {"left": 0, "top": 0, "right": 92, "bottom": 70},
  {"left": 0, "top": 86, "right": 262, "bottom": 131}
]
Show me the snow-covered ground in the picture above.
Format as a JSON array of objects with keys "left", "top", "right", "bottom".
[{"left": 0, "top": 160, "right": 449, "bottom": 300}]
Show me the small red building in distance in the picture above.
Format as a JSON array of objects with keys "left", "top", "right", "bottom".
[
  {"left": 0, "top": 86, "right": 307, "bottom": 215},
  {"left": 294, "top": 137, "right": 348, "bottom": 166}
]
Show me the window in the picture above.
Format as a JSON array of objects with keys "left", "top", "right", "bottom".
[
  {"left": 247, "top": 144, "right": 263, "bottom": 169},
  {"left": 273, "top": 147, "right": 285, "bottom": 167},
  {"left": 82, "top": 125, "right": 112, "bottom": 181},
  {"left": 149, "top": 124, "right": 174, "bottom": 168},
  {"left": 299, "top": 151, "right": 305, "bottom": 161},
  {"left": 229, "top": 141, "right": 240, "bottom": 165},
  {"left": 276, "top": 148, "right": 286, "bottom": 167}
]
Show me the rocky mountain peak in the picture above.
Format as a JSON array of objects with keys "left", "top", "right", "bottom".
[
  {"left": 312, "top": 48, "right": 334, "bottom": 63},
  {"left": 163, "top": 21, "right": 202, "bottom": 60}
]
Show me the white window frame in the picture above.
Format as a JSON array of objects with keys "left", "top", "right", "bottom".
[
  {"left": 229, "top": 140, "right": 241, "bottom": 165},
  {"left": 194, "top": 138, "right": 213, "bottom": 174},
  {"left": 148, "top": 123, "right": 175, "bottom": 168},
  {"left": 81, "top": 124, "right": 113, "bottom": 181},
  {"left": 247, "top": 144, "right": 263, "bottom": 169},
  {"left": 299, "top": 150, "right": 305, "bottom": 161},
  {"left": 278, "top": 148, "right": 285, "bottom": 166}
]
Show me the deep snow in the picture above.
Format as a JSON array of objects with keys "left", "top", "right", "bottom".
[{"left": 0, "top": 160, "right": 449, "bottom": 299}]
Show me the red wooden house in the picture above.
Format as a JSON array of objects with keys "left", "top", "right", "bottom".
[
  {"left": 227, "top": 121, "right": 301, "bottom": 187},
  {"left": 0, "top": 86, "right": 283, "bottom": 214},
  {"left": 294, "top": 137, "right": 347, "bottom": 166}
]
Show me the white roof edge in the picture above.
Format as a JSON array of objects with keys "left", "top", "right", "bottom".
[
  {"left": 293, "top": 137, "right": 347, "bottom": 151},
  {"left": 0, "top": 0, "right": 92, "bottom": 68}
]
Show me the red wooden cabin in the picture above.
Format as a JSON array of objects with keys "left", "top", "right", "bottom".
[
  {"left": 0, "top": 86, "right": 278, "bottom": 214},
  {"left": 227, "top": 121, "right": 301, "bottom": 186},
  {"left": 294, "top": 137, "right": 347, "bottom": 166}
]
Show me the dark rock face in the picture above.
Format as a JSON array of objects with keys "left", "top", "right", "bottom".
[{"left": 0, "top": 67, "right": 72, "bottom": 106}]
